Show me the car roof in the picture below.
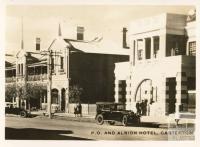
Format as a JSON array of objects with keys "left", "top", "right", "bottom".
[{"left": 96, "top": 102, "right": 124, "bottom": 105}]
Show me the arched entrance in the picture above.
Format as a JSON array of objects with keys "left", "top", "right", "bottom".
[
  {"left": 61, "top": 88, "right": 66, "bottom": 111},
  {"left": 51, "top": 89, "right": 58, "bottom": 104},
  {"left": 134, "top": 79, "right": 152, "bottom": 102},
  {"left": 134, "top": 79, "right": 154, "bottom": 116}
]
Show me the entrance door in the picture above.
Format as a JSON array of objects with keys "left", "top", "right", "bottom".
[
  {"left": 167, "top": 78, "right": 176, "bottom": 114},
  {"left": 61, "top": 88, "right": 65, "bottom": 111},
  {"left": 51, "top": 89, "right": 58, "bottom": 104}
]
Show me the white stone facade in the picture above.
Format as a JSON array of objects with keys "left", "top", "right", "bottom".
[{"left": 114, "top": 13, "right": 196, "bottom": 116}]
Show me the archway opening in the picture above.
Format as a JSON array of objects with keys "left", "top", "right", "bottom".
[
  {"left": 134, "top": 79, "right": 154, "bottom": 116},
  {"left": 51, "top": 89, "right": 58, "bottom": 104}
]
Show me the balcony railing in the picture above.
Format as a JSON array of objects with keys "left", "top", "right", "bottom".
[
  {"left": 6, "top": 74, "right": 48, "bottom": 83},
  {"left": 5, "top": 77, "right": 16, "bottom": 83},
  {"left": 27, "top": 74, "right": 47, "bottom": 81}
]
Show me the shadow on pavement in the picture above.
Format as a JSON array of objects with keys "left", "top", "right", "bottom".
[
  {"left": 5, "top": 127, "right": 92, "bottom": 140},
  {"left": 29, "top": 114, "right": 39, "bottom": 118},
  {"left": 106, "top": 121, "right": 161, "bottom": 128},
  {"left": 129, "top": 122, "right": 161, "bottom": 128}
]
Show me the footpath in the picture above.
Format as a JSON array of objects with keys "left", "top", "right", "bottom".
[
  {"left": 31, "top": 111, "right": 95, "bottom": 123},
  {"left": 30, "top": 111, "right": 195, "bottom": 129}
]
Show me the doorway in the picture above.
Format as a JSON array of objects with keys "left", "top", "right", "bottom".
[
  {"left": 61, "top": 88, "right": 66, "bottom": 111},
  {"left": 167, "top": 78, "right": 176, "bottom": 114},
  {"left": 51, "top": 89, "right": 58, "bottom": 104}
]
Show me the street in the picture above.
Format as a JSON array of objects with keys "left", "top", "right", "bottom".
[{"left": 5, "top": 115, "right": 172, "bottom": 140}]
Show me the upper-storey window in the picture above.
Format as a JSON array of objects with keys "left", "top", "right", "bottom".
[
  {"left": 60, "top": 56, "right": 64, "bottom": 70},
  {"left": 21, "top": 63, "right": 23, "bottom": 75},
  {"left": 188, "top": 41, "right": 196, "bottom": 56},
  {"left": 137, "top": 39, "right": 143, "bottom": 60},
  {"left": 17, "top": 64, "right": 20, "bottom": 75},
  {"left": 153, "top": 36, "right": 159, "bottom": 58},
  {"left": 166, "top": 35, "right": 186, "bottom": 57},
  {"left": 51, "top": 58, "right": 55, "bottom": 73},
  {"left": 145, "top": 38, "right": 151, "bottom": 59}
]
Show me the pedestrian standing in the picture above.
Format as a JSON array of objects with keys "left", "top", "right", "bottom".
[
  {"left": 136, "top": 101, "right": 141, "bottom": 115},
  {"left": 74, "top": 104, "right": 78, "bottom": 117},
  {"left": 78, "top": 102, "right": 82, "bottom": 117}
]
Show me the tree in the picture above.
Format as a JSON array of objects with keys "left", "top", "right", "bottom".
[
  {"left": 69, "top": 85, "right": 83, "bottom": 103},
  {"left": 5, "top": 84, "right": 17, "bottom": 102},
  {"left": 15, "top": 83, "right": 46, "bottom": 110}
]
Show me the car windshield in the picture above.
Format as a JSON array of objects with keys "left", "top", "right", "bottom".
[
  {"left": 96, "top": 103, "right": 125, "bottom": 111},
  {"left": 116, "top": 104, "right": 125, "bottom": 110}
]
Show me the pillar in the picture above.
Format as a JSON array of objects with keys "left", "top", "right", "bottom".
[
  {"left": 114, "top": 80, "right": 119, "bottom": 103},
  {"left": 159, "top": 34, "right": 166, "bottom": 58},
  {"left": 65, "top": 87, "right": 69, "bottom": 113},
  {"left": 132, "top": 39, "right": 136, "bottom": 66},
  {"left": 175, "top": 72, "right": 188, "bottom": 113},
  {"left": 135, "top": 39, "right": 138, "bottom": 63},
  {"left": 58, "top": 89, "right": 61, "bottom": 111},
  {"left": 156, "top": 74, "right": 166, "bottom": 116},
  {"left": 142, "top": 39, "right": 145, "bottom": 60},
  {"left": 16, "top": 96, "right": 20, "bottom": 108}
]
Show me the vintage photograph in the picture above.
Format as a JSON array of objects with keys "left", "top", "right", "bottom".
[{"left": 4, "top": 4, "right": 196, "bottom": 141}]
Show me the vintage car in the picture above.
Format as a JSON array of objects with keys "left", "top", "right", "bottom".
[
  {"left": 95, "top": 102, "right": 141, "bottom": 126},
  {"left": 5, "top": 102, "right": 29, "bottom": 118}
]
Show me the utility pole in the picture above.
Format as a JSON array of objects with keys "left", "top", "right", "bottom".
[
  {"left": 66, "top": 47, "right": 70, "bottom": 113},
  {"left": 47, "top": 50, "right": 53, "bottom": 119},
  {"left": 24, "top": 53, "right": 28, "bottom": 110}
]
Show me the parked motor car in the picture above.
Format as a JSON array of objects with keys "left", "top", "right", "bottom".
[
  {"left": 5, "top": 102, "right": 29, "bottom": 118},
  {"left": 95, "top": 102, "right": 141, "bottom": 126}
]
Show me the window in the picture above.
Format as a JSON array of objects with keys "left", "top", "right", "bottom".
[
  {"left": 153, "top": 36, "right": 159, "bottom": 58},
  {"left": 145, "top": 38, "right": 151, "bottom": 59},
  {"left": 21, "top": 63, "right": 23, "bottom": 75},
  {"left": 189, "top": 41, "right": 196, "bottom": 56},
  {"left": 18, "top": 64, "right": 20, "bottom": 75},
  {"left": 60, "top": 57, "right": 64, "bottom": 70},
  {"left": 51, "top": 58, "right": 55, "bottom": 72},
  {"left": 137, "top": 39, "right": 143, "bottom": 60}
]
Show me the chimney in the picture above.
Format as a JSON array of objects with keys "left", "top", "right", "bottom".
[
  {"left": 122, "top": 27, "right": 129, "bottom": 49},
  {"left": 77, "top": 26, "right": 84, "bottom": 40},
  {"left": 58, "top": 23, "right": 62, "bottom": 37},
  {"left": 36, "top": 37, "right": 41, "bottom": 51}
]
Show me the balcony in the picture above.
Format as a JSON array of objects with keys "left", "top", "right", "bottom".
[{"left": 27, "top": 74, "right": 47, "bottom": 81}]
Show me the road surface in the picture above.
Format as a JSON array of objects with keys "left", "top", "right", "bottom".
[{"left": 5, "top": 115, "right": 194, "bottom": 140}]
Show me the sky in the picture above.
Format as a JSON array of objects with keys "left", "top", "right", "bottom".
[{"left": 6, "top": 5, "right": 194, "bottom": 55}]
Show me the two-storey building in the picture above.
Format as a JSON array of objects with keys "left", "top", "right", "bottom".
[
  {"left": 114, "top": 11, "right": 196, "bottom": 117},
  {"left": 5, "top": 26, "right": 129, "bottom": 113}
]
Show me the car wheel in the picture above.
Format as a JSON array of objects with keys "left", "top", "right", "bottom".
[
  {"left": 122, "top": 115, "right": 128, "bottom": 126},
  {"left": 108, "top": 121, "right": 115, "bottom": 125},
  {"left": 20, "top": 111, "right": 27, "bottom": 118},
  {"left": 96, "top": 114, "right": 104, "bottom": 125}
]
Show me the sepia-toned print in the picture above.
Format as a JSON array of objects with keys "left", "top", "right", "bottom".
[{"left": 5, "top": 5, "right": 196, "bottom": 140}]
